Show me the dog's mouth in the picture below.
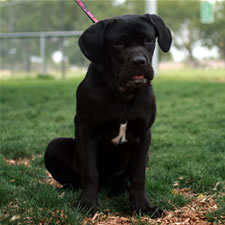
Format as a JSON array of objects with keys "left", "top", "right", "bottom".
[{"left": 119, "top": 75, "right": 152, "bottom": 93}]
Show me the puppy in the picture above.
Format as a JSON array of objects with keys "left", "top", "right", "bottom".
[{"left": 45, "top": 14, "right": 172, "bottom": 217}]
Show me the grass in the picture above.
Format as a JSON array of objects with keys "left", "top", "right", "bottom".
[{"left": 0, "top": 68, "right": 225, "bottom": 224}]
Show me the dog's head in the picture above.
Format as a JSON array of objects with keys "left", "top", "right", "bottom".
[{"left": 79, "top": 14, "right": 172, "bottom": 94}]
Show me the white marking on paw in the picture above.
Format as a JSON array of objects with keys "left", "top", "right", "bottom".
[{"left": 111, "top": 123, "right": 128, "bottom": 145}]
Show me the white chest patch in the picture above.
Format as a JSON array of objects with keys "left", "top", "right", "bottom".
[{"left": 111, "top": 123, "right": 128, "bottom": 145}]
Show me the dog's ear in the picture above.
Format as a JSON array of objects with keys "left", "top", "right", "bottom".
[
  {"left": 78, "top": 21, "right": 106, "bottom": 64},
  {"left": 145, "top": 14, "right": 172, "bottom": 52}
]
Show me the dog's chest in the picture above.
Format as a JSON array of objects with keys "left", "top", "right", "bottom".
[{"left": 111, "top": 123, "right": 128, "bottom": 145}]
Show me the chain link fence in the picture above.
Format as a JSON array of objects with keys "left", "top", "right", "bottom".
[
  {"left": 1, "top": 0, "right": 224, "bottom": 79},
  {"left": 0, "top": 31, "right": 91, "bottom": 79},
  {"left": 0, "top": 0, "right": 120, "bottom": 79}
]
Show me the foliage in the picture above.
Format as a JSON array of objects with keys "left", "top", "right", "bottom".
[
  {"left": 200, "top": 1, "right": 225, "bottom": 59},
  {"left": 158, "top": 0, "right": 201, "bottom": 63}
]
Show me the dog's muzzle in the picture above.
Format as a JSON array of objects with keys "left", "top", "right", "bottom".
[{"left": 119, "top": 75, "right": 152, "bottom": 93}]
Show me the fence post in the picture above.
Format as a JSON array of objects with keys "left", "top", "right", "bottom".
[
  {"left": 61, "top": 37, "right": 66, "bottom": 79},
  {"left": 40, "top": 34, "right": 46, "bottom": 75},
  {"left": 146, "top": 0, "right": 158, "bottom": 75},
  {"left": 60, "top": 0, "right": 66, "bottom": 79}
]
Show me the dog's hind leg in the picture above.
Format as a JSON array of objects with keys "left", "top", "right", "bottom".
[{"left": 44, "top": 137, "right": 81, "bottom": 189}]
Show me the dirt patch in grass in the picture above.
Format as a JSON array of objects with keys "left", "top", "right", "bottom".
[
  {"left": 5, "top": 157, "right": 33, "bottom": 167},
  {"left": 34, "top": 167, "right": 225, "bottom": 224},
  {"left": 1, "top": 204, "right": 68, "bottom": 225},
  {"left": 4, "top": 156, "right": 63, "bottom": 188},
  {"left": 4, "top": 155, "right": 42, "bottom": 167},
  {"left": 42, "top": 170, "right": 223, "bottom": 224},
  {"left": 2, "top": 158, "right": 224, "bottom": 224},
  {"left": 214, "top": 77, "right": 225, "bottom": 83},
  {"left": 45, "top": 171, "right": 63, "bottom": 188},
  {"left": 82, "top": 188, "right": 223, "bottom": 225}
]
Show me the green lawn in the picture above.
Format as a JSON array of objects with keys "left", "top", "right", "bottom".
[{"left": 0, "top": 69, "right": 225, "bottom": 224}]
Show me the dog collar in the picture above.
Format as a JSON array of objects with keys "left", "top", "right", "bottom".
[{"left": 75, "top": 0, "right": 98, "bottom": 23}]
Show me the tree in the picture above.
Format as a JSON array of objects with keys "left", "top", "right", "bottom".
[
  {"left": 201, "top": 1, "right": 225, "bottom": 60},
  {"left": 158, "top": 0, "right": 201, "bottom": 65}
]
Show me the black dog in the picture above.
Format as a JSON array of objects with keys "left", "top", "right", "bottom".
[{"left": 45, "top": 14, "right": 172, "bottom": 217}]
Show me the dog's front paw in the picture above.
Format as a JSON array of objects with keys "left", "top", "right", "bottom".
[
  {"left": 71, "top": 197, "right": 97, "bottom": 217},
  {"left": 79, "top": 197, "right": 97, "bottom": 216},
  {"left": 130, "top": 193, "right": 163, "bottom": 218},
  {"left": 137, "top": 203, "right": 163, "bottom": 218}
]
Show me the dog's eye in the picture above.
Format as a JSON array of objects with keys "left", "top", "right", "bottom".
[{"left": 145, "top": 38, "right": 154, "bottom": 45}]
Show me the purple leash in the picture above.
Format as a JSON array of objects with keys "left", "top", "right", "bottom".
[{"left": 75, "top": 0, "right": 98, "bottom": 23}]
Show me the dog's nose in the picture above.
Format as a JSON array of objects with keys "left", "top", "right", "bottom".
[{"left": 131, "top": 56, "right": 146, "bottom": 67}]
